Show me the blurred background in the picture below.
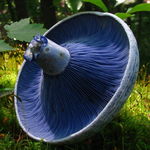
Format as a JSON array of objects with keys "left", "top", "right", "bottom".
[{"left": 0, "top": 0, "right": 150, "bottom": 150}]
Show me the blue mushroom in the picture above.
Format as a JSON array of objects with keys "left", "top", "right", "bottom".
[{"left": 14, "top": 12, "right": 139, "bottom": 144}]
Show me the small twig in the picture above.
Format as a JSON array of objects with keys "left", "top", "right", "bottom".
[
  {"left": 0, "top": 91, "right": 22, "bottom": 102},
  {"left": 0, "top": 91, "right": 13, "bottom": 99},
  {"left": 12, "top": 94, "right": 22, "bottom": 102}
]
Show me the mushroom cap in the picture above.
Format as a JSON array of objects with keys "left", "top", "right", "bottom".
[{"left": 15, "top": 12, "right": 139, "bottom": 144}]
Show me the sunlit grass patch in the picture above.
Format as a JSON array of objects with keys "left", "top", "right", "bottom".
[
  {"left": 0, "top": 72, "right": 17, "bottom": 89},
  {"left": 0, "top": 50, "right": 23, "bottom": 90},
  {"left": 116, "top": 80, "right": 150, "bottom": 150},
  {"left": 123, "top": 83, "right": 150, "bottom": 119}
]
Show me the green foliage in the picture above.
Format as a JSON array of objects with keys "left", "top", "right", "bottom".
[
  {"left": 0, "top": 40, "right": 14, "bottom": 52},
  {"left": 83, "top": 0, "right": 108, "bottom": 12},
  {"left": 65, "top": 0, "right": 83, "bottom": 12},
  {"left": 127, "top": 3, "right": 150, "bottom": 13},
  {"left": 4, "top": 18, "right": 47, "bottom": 42},
  {"left": 115, "top": 13, "right": 132, "bottom": 19},
  {"left": 115, "top": 3, "right": 150, "bottom": 19},
  {"left": 81, "top": 1, "right": 150, "bottom": 19}
]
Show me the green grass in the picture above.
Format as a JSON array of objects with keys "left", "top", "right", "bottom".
[
  {"left": 0, "top": 54, "right": 149, "bottom": 150},
  {"left": 0, "top": 72, "right": 17, "bottom": 89}
]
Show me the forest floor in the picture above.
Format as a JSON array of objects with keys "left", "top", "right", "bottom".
[{"left": 0, "top": 54, "right": 149, "bottom": 150}]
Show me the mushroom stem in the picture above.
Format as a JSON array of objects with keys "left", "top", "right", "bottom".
[
  {"left": 37, "top": 39, "right": 70, "bottom": 75},
  {"left": 24, "top": 35, "right": 70, "bottom": 76}
]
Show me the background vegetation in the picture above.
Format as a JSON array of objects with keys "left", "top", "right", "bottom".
[{"left": 0, "top": 0, "right": 150, "bottom": 150}]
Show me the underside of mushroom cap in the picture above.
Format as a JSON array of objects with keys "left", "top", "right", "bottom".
[{"left": 15, "top": 12, "right": 139, "bottom": 144}]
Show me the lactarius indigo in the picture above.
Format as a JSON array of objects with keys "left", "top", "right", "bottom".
[{"left": 15, "top": 12, "right": 139, "bottom": 144}]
